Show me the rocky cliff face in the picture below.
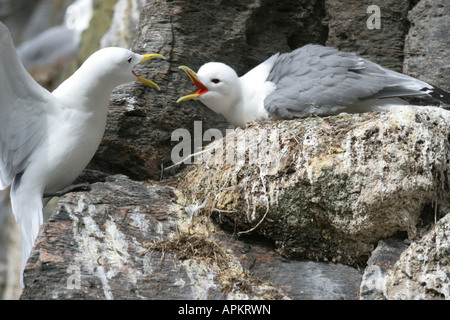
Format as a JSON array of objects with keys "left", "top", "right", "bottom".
[
  {"left": 20, "top": 174, "right": 363, "bottom": 299},
  {"left": 88, "top": 0, "right": 450, "bottom": 181},
  {"left": 1, "top": 0, "right": 449, "bottom": 300},
  {"left": 179, "top": 106, "right": 450, "bottom": 267}
]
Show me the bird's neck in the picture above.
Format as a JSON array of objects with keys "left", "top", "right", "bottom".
[
  {"left": 234, "top": 57, "right": 277, "bottom": 125},
  {"left": 52, "top": 67, "right": 116, "bottom": 111},
  {"left": 237, "top": 77, "right": 272, "bottom": 126},
  {"left": 202, "top": 78, "right": 269, "bottom": 127}
]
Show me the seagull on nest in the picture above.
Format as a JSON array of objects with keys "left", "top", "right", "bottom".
[
  {"left": 178, "top": 44, "right": 450, "bottom": 127},
  {"left": 0, "top": 21, "right": 164, "bottom": 286}
]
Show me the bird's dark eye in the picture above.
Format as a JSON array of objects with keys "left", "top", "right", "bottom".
[
  {"left": 212, "top": 79, "right": 220, "bottom": 84},
  {"left": 127, "top": 56, "right": 132, "bottom": 63}
]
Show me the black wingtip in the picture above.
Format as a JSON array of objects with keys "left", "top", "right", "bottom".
[{"left": 428, "top": 85, "right": 450, "bottom": 106}]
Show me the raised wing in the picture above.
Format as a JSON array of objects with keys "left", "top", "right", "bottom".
[
  {"left": 1, "top": 22, "right": 59, "bottom": 286},
  {"left": 264, "top": 44, "right": 433, "bottom": 118},
  {"left": 0, "top": 22, "right": 56, "bottom": 190}
]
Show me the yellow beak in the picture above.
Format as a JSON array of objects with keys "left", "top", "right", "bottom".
[
  {"left": 135, "top": 53, "right": 165, "bottom": 90},
  {"left": 177, "top": 66, "right": 209, "bottom": 103}
]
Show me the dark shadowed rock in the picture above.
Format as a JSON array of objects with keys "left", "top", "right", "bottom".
[
  {"left": 325, "top": 0, "right": 411, "bottom": 72},
  {"left": 403, "top": 0, "right": 450, "bottom": 91},
  {"left": 359, "top": 238, "right": 409, "bottom": 300}
]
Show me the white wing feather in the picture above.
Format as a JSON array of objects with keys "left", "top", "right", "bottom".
[
  {"left": 10, "top": 190, "right": 44, "bottom": 287},
  {"left": 0, "top": 22, "right": 58, "bottom": 286},
  {"left": 0, "top": 22, "right": 56, "bottom": 189}
]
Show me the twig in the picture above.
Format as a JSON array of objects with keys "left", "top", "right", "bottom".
[{"left": 237, "top": 204, "right": 269, "bottom": 236}]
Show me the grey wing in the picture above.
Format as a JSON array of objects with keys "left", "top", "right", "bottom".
[
  {"left": 0, "top": 22, "right": 56, "bottom": 189},
  {"left": 264, "top": 44, "right": 433, "bottom": 118}
]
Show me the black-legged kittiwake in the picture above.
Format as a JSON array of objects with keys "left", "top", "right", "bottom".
[
  {"left": 0, "top": 21, "right": 164, "bottom": 287},
  {"left": 178, "top": 44, "right": 450, "bottom": 126}
]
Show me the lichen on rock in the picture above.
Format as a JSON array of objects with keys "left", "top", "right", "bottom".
[{"left": 179, "top": 106, "right": 450, "bottom": 266}]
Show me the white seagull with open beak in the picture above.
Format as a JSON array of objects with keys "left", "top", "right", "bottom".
[{"left": 178, "top": 44, "right": 450, "bottom": 127}]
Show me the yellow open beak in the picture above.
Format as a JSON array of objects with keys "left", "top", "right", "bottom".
[
  {"left": 134, "top": 53, "right": 165, "bottom": 90},
  {"left": 177, "top": 66, "right": 209, "bottom": 103}
]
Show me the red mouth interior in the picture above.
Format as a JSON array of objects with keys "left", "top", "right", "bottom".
[{"left": 189, "top": 74, "right": 208, "bottom": 95}]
